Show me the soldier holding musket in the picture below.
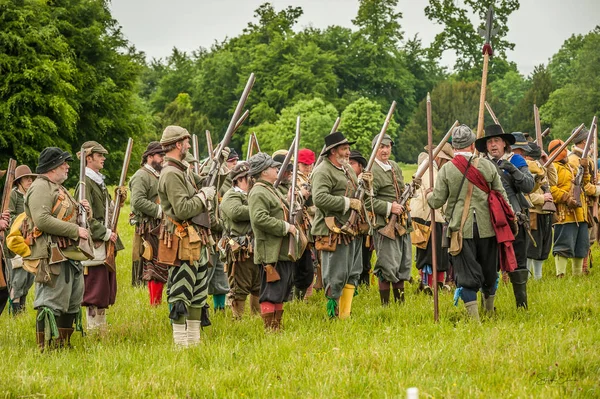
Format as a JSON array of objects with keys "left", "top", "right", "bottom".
[
  {"left": 370, "top": 133, "right": 413, "bottom": 305},
  {"left": 75, "top": 141, "right": 126, "bottom": 331},
  {"left": 476, "top": 125, "right": 534, "bottom": 309},
  {"left": 311, "top": 132, "right": 363, "bottom": 319},
  {"left": 23, "top": 147, "right": 92, "bottom": 349},
  {"left": 129, "top": 141, "right": 166, "bottom": 304},
  {"left": 348, "top": 150, "right": 372, "bottom": 287}
]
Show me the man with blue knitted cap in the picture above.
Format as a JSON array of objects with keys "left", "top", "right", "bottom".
[{"left": 475, "top": 125, "right": 534, "bottom": 309}]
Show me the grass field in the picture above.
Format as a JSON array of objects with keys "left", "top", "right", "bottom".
[{"left": 1, "top": 164, "right": 599, "bottom": 398}]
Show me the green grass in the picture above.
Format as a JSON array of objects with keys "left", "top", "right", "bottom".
[{"left": 1, "top": 175, "right": 600, "bottom": 398}]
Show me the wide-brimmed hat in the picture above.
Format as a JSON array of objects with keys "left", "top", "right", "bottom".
[
  {"left": 13, "top": 165, "right": 36, "bottom": 184},
  {"left": 143, "top": 141, "right": 165, "bottom": 159},
  {"left": 230, "top": 161, "right": 250, "bottom": 181},
  {"left": 320, "top": 132, "right": 356, "bottom": 157},
  {"left": 548, "top": 139, "right": 567, "bottom": 162},
  {"left": 349, "top": 150, "right": 367, "bottom": 168},
  {"left": 371, "top": 133, "right": 394, "bottom": 149},
  {"left": 227, "top": 149, "right": 239, "bottom": 162},
  {"left": 424, "top": 142, "right": 454, "bottom": 160},
  {"left": 526, "top": 142, "right": 542, "bottom": 160},
  {"left": 475, "top": 124, "right": 516, "bottom": 153},
  {"left": 36, "top": 147, "right": 73, "bottom": 174},
  {"left": 248, "top": 152, "right": 281, "bottom": 177},
  {"left": 273, "top": 150, "right": 292, "bottom": 171},
  {"left": 572, "top": 126, "right": 589, "bottom": 144},
  {"left": 511, "top": 132, "right": 530, "bottom": 151}
]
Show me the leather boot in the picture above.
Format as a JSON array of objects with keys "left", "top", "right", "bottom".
[
  {"left": 464, "top": 300, "right": 480, "bottom": 321},
  {"left": 250, "top": 295, "right": 260, "bottom": 315},
  {"left": 379, "top": 290, "right": 390, "bottom": 306},
  {"left": 57, "top": 328, "right": 74, "bottom": 349},
  {"left": 392, "top": 288, "right": 405, "bottom": 303},
  {"left": 483, "top": 295, "right": 495, "bottom": 316},
  {"left": 231, "top": 299, "right": 245, "bottom": 320},
  {"left": 36, "top": 331, "right": 45, "bottom": 352},
  {"left": 11, "top": 301, "right": 25, "bottom": 316},
  {"left": 261, "top": 312, "right": 275, "bottom": 332},
  {"left": 273, "top": 310, "right": 284, "bottom": 331},
  {"left": 508, "top": 269, "right": 529, "bottom": 309},
  {"left": 200, "top": 304, "right": 211, "bottom": 327}
]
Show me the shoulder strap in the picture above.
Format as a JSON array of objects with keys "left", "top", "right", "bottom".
[
  {"left": 447, "top": 156, "right": 473, "bottom": 222},
  {"left": 458, "top": 159, "right": 479, "bottom": 231}
]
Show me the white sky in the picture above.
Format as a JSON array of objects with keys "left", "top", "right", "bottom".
[{"left": 110, "top": 0, "right": 599, "bottom": 76}]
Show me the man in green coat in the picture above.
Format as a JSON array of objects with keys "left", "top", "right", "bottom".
[
  {"left": 24, "top": 147, "right": 91, "bottom": 349},
  {"left": 371, "top": 133, "right": 412, "bottom": 305},
  {"left": 129, "top": 141, "right": 166, "bottom": 304},
  {"left": 75, "top": 141, "right": 125, "bottom": 332},
  {"left": 248, "top": 152, "right": 297, "bottom": 331},
  {"left": 158, "top": 125, "right": 218, "bottom": 347},
  {"left": 220, "top": 161, "right": 260, "bottom": 319},
  {"left": 7, "top": 164, "right": 36, "bottom": 315},
  {"left": 311, "top": 132, "right": 363, "bottom": 319}
]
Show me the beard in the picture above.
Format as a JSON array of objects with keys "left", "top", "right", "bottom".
[
  {"left": 335, "top": 154, "right": 349, "bottom": 166},
  {"left": 150, "top": 160, "right": 163, "bottom": 172}
]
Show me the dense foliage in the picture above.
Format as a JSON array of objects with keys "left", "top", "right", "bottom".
[{"left": 1, "top": 0, "right": 599, "bottom": 174}]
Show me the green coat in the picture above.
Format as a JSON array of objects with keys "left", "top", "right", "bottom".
[
  {"left": 248, "top": 179, "right": 292, "bottom": 264},
  {"left": 371, "top": 160, "right": 406, "bottom": 229},
  {"left": 220, "top": 187, "right": 251, "bottom": 237},
  {"left": 24, "top": 176, "right": 80, "bottom": 260},
  {"left": 129, "top": 166, "right": 160, "bottom": 224},
  {"left": 158, "top": 156, "right": 207, "bottom": 233},
  {"left": 311, "top": 158, "right": 358, "bottom": 236},
  {"left": 427, "top": 155, "right": 509, "bottom": 239},
  {"left": 74, "top": 174, "right": 124, "bottom": 251},
  {"left": 8, "top": 187, "right": 24, "bottom": 223}
]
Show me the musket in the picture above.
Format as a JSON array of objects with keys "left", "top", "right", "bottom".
[
  {"left": 572, "top": 121, "right": 596, "bottom": 208},
  {"left": 476, "top": 6, "right": 498, "bottom": 139},
  {"left": 484, "top": 101, "right": 503, "bottom": 131},
  {"left": 205, "top": 130, "right": 213, "bottom": 158},
  {"left": 341, "top": 102, "right": 396, "bottom": 235},
  {"left": 75, "top": 149, "right": 94, "bottom": 261},
  {"left": 192, "top": 134, "right": 200, "bottom": 175},
  {"left": 104, "top": 138, "right": 134, "bottom": 272},
  {"left": 313, "top": 117, "right": 341, "bottom": 170},
  {"left": 193, "top": 73, "right": 255, "bottom": 228},
  {"left": 379, "top": 121, "right": 459, "bottom": 240},
  {"left": 541, "top": 128, "right": 550, "bottom": 138},
  {"left": 544, "top": 124, "right": 586, "bottom": 167},
  {"left": 426, "top": 93, "right": 439, "bottom": 322},
  {"left": 593, "top": 118, "right": 599, "bottom": 224},
  {"left": 0, "top": 159, "right": 17, "bottom": 288},
  {"left": 534, "top": 104, "right": 556, "bottom": 213},
  {"left": 273, "top": 137, "right": 297, "bottom": 190},
  {"left": 287, "top": 116, "right": 301, "bottom": 261},
  {"left": 246, "top": 132, "right": 261, "bottom": 160}
]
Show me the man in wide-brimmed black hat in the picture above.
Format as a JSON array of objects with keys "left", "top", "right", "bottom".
[
  {"left": 129, "top": 141, "right": 166, "bottom": 304},
  {"left": 311, "top": 131, "right": 364, "bottom": 319},
  {"left": 476, "top": 124, "right": 535, "bottom": 309}
]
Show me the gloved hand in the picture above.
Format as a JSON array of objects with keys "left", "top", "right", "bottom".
[
  {"left": 200, "top": 186, "right": 216, "bottom": 201},
  {"left": 579, "top": 158, "right": 589, "bottom": 168},
  {"left": 412, "top": 176, "right": 422, "bottom": 189},
  {"left": 359, "top": 171, "right": 373, "bottom": 187},
  {"left": 117, "top": 186, "right": 128, "bottom": 207},
  {"left": 220, "top": 147, "right": 231, "bottom": 162},
  {"left": 499, "top": 160, "right": 518, "bottom": 174},
  {"left": 349, "top": 198, "right": 362, "bottom": 212}
]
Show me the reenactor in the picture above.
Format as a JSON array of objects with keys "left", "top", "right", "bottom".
[
  {"left": 220, "top": 161, "right": 260, "bottom": 318},
  {"left": 129, "top": 141, "right": 167, "bottom": 304},
  {"left": 370, "top": 133, "right": 411, "bottom": 305},
  {"left": 428, "top": 126, "right": 510, "bottom": 320},
  {"left": 348, "top": 150, "right": 372, "bottom": 287},
  {"left": 311, "top": 132, "right": 362, "bottom": 319},
  {"left": 7, "top": 164, "right": 37, "bottom": 314},
  {"left": 476, "top": 126, "right": 534, "bottom": 309},
  {"left": 75, "top": 141, "right": 125, "bottom": 331}
]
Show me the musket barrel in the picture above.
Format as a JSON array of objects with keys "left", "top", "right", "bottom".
[
  {"left": 365, "top": 101, "right": 396, "bottom": 173},
  {"left": 274, "top": 137, "right": 297, "bottom": 189},
  {"left": 544, "top": 123, "right": 585, "bottom": 167},
  {"left": 414, "top": 121, "right": 459, "bottom": 179}
]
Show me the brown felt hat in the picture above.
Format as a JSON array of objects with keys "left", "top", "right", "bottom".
[
  {"left": 13, "top": 165, "right": 36, "bottom": 184},
  {"left": 424, "top": 142, "right": 454, "bottom": 160}
]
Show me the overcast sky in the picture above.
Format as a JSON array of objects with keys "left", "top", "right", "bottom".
[{"left": 110, "top": 0, "right": 599, "bottom": 76}]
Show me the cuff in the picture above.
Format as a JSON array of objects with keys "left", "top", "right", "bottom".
[
  {"left": 595, "top": 186, "right": 600, "bottom": 197},
  {"left": 343, "top": 197, "right": 350, "bottom": 214},
  {"left": 195, "top": 192, "right": 208, "bottom": 208},
  {"left": 386, "top": 202, "right": 392, "bottom": 217},
  {"left": 103, "top": 229, "right": 112, "bottom": 242},
  {"left": 156, "top": 205, "right": 163, "bottom": 219},
  {"left": 284, "top": 222, "right": 291, "bottom": 234}
]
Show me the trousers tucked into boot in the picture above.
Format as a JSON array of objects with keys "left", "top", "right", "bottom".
[
  {"left": 508, "top": 269, "right": 528, "bottom": 309},
  {"left": 339, "top": 284, "right": 355, "bottom": 320},
  {"left": 464, "top": 300, "right": 480, "bottom": 321}
]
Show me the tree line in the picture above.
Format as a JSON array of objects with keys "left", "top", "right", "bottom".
[{"left": 1, "top": 0, "right": 599, "bottom": 181}]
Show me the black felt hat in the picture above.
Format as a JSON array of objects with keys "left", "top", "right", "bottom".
[
  {"left": 475, "top": 124, "right": 516, "bottom": 153},
  {"left": 320, "top": 132, "right": 356, "bottom": 157},
  {"left": 36, "top": 147, "right": 73, "bottom": 174},
  {"left": 349, "top": 150, "right": 367, "bottom": 168}
]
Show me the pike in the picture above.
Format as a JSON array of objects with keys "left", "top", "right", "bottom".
[
  {"left": 246, "top": 132, "right": 261, "bottom": 160},
  {"left": 484, "top": 101, "right": 503, "bottom": 131},
  {"left": 426, "top": 93, "right": 439, "bottom": 322},
  {"left": 593, "top": 118, "right": 599, "bottom": 225},
  {"left": 476, "top": 6, "right": 498, "bottom": 139},
  {"left": 341, "top": 102, "right": 396, "bottom": 235},
  {"left": 0, "top": 159, "right": 17, "bottom": 288},
  {"left": 104, "top": 138, "right": 134, "bottom": 272},
  {"left": 313, "top": 117, "right": 341, "bottom": 170},
  {"left": 75, "top": 149, "right": 95, "bottom": 261},
  {"left": 543, "top": 123, "right": 586, "bottom": 167},
  {"left": 194, "top": 73, "right": 255, "bottom": 228},
  {"left": 379, "top": 121, "right": 459, "bottom": 240},
  {"left": 534, "top": 104, "right": 556, "bottom": 213},
  {"left": 573, "top": 119, "right": 596, "bottom": 207},
  {"left": 273, "top": 137, "right": 297, "bottom": 190},
  {"left": 287, "top": 116, "right": 301, "bottom": 261}
]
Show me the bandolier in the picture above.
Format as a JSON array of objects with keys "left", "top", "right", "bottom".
[
  {"left": 129, "top": 141, "right": 166, "bottom": 304},
  {"left": 220, "top": 161, "right": 260, "bottom": 318},
  {"left": 311, "top": 132, "right": 363, "bottom": 319},
  {"left": 7, "top": 165, "right": 36, "bottom": 315},
  {"left": 75, "top": 141, "right": 125, "bottom": 331}
]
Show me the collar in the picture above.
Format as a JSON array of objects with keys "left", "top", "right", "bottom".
[
  {"left": 375, "top": 157, "right": 392, "bottom": 172},
  {"left": 233, "top": 186, "right": 247, "bottom": 194},
  {"left": 454, "top": 151, "right": 473, "bottom": 157},
  {"left": 326, "top": 157, "right": 345, "bottom": 171},
  {"left": 85, "top": 167, "right": 105, "bottom": 187},
  {"left": 485, "top": 152, "right": 512, "bottom": 163},
  {"left": 164, "top": 156, "right": 187, "bottom": 171},
  {"left": 571, "top": 146, "right": 584, "bottom": 157},
  {"left": 144, "top": 163, "right": 161, "bottom": 178}
]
